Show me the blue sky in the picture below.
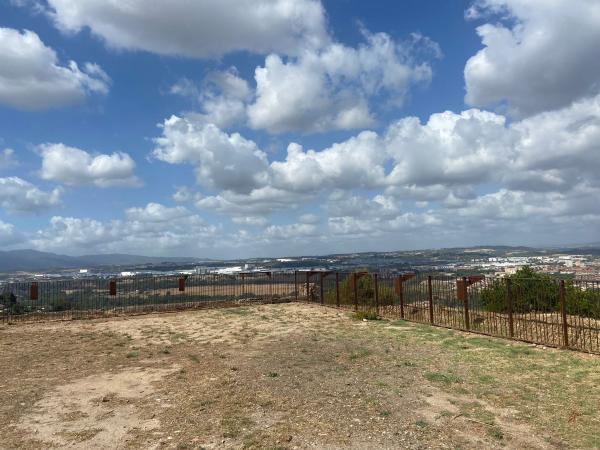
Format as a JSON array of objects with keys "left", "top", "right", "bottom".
[{"left": 1, "top": 0, "right": 599, "bottom": 258}]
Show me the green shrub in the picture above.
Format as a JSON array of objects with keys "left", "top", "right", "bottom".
[
  {"left": 323, "top": 269, "right": 394, "bottom": 307},
  {"left": 480, "top": 267, "right": 600, "bottom": 318}
]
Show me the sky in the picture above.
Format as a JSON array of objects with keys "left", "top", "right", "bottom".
[{"left": 0, "top": 0, "right": 599, "bottom": 258}]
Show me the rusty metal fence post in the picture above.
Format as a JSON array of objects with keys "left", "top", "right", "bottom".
[
  {"left": 462, "top": 276, "right": 470, "bottom": 331},
  {"left": 335, "top": 272, "right": 340, "bottom": 307},
  {"left": 427, "top": 275, "right": 434, "bottom": 324},
  {"left": 320, "top": 273, "right": 325, "bottom": 305},
  {"left": 374, "top": 274, "right": 379, "bottom": 315},
  {"left": 353, "top": 274, "right": 358, "bottom": 312},
  {"left": 294, "top": 271, "right": 298, "bottom": 302},
  {"left": 305, "top": 272, "right": 310, "bottom": 302},
  {"left": 560, "top": 279, "right": 569, "bottom": 348},
  {"left": 398, "top": 278, "right": 404, "bottom": 319},
  {"left": 506, "top": 278, "right": 514, "bottom": 338}
]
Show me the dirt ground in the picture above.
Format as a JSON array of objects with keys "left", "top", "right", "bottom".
[{"left": 1, "top": 303, "right": 599, "bottom": 449}]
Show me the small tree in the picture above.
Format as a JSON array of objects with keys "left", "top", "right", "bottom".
[{"left": 481, "top": 266, "right": 600, "bottom": 318}]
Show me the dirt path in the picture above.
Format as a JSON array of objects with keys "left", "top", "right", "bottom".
[{"left": 1, "top": 303, "right": 598, "bottom": 449}]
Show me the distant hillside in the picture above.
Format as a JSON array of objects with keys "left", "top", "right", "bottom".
[{"left": 0, "top": 250, "right": 197, "bottom": 272}]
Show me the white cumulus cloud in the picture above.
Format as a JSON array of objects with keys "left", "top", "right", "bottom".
[
  {"left": 464, "top": 0, "right": 600, "bottom": 116},
  {"left": 0, "top": 176, "right": 62, "bottom": 213},
  {"left": 31, "top": 203, "right": 220, "bottom": 255},
  {"left": 248, "top": 31, "right": 439, "bottom": 133},
  {"left": 0, "top": 27, "right": 109, "bottom": 110},
  {"left": 43, "top": 0, "right": 329, "bottom": 57},
  {"left": 39, "top": 143, "right": 140, "bottom": 187},
  {"left": 153, "top": 115, "right": 269, "bottom": 193}
]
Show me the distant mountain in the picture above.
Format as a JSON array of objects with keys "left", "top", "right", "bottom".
[{"left": 0, "top": 250, "right": 198, "bottom": 272}]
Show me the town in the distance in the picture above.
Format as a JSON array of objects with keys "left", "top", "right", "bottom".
[{"left": 2, "top": 245, "right": 600, "bottom": 283}]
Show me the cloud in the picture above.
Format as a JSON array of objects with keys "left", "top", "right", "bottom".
[
  {"left": 264, "top": 223, "right": 319, "bottom": 240},
  {"left": 125, "top": 203, "right": 191, "bottom": 223},
  {"left": 43, "top": 0, "right": 329, "bottom": 58},
  {"left": 170, "top": 68, "right": 251, "bottom": 129},
  {"left": 0, "top": 220, "right": 24, "bottom": 246},
  {"left": 156, "top": 91, "right": 600, "bottom": 222},
  {"left": 0, "top": 27, "right": 109, "bottom": 110},
  {"left": 0, "top": 176, "right": 62, "bottom": 213},
  {"left": 31, "top": 203, "right": 220, "bottom": 255},
  {"left": 325, "top": 191, "right": 400, "bottom": 219},
  {"left": 384, "top": 108, "right": 515, "bottom": 188},
  {"left": 0, "top": 148, "right": 18, "bottom": 171},
  {"left": 464, "top": 0, "right": 600, "bottom": 116},
  {"left": 153, "top": 115, "right": 269, "bottom": 193},
  {"left": 248, "top": 31, "right": 439, "bottom": 133},
  {"left": 506, "top": 94, "right": 600, "bottom": 191},
  {"left": 270, "top": 131, "right": 384, "bottom": 192},
  {"left": 195, "top": 187, "right": 307, "bottom": 217},
  {"left": 298, "top": 213, "right": 320, "bottom": 225},
  {"left": 38, "top": 143, "right": 141, "bottom": 187},
  {"left": 232, "top": 216, "right": 268, "bottom": 227}
]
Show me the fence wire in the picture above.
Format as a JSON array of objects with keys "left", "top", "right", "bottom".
[{"left": 1, "top": 271, "right": 599, "bottom": 354}]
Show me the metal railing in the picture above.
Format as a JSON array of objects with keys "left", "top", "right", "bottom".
[
  {"left": 1, "top": 270, "right": 599, "bottom": 354},
  {"left": 0, "top": 272, "right": 297, "bottom": 322},
  {"left": 299, "top": 271, "right": 600, "bottom": 354}
]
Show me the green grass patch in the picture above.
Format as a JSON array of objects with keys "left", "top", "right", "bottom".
[
  {"left": 415, "top": 420, "right": 428, "bottom": 428},
  {"left": 349, "top": 348, "right": 371, "bottom": 361},
  {"left": 424, "top": 371, "right": 462, "bottom": 384}
]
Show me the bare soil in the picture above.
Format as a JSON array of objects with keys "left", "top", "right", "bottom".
[{"left": 1, "top": 303, "right": 599, "bottom": 449}]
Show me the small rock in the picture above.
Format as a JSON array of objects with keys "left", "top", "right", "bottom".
[{"left": 102, "top": 396, "right": 110, "bottom": 403}]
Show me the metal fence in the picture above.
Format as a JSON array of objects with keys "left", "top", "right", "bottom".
[
  {"left": 0, "top": 272, "right": 297, "bottom": 322},
  {"left": 298, "top": 271, "right": 600, "bottom": 354},
  {"left": 1, "top": 270, "right": 599, "bottom": 354}
]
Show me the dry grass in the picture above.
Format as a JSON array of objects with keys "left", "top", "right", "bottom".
[{"left": 1, "top": 303, "right": 599, "bottom": 449}]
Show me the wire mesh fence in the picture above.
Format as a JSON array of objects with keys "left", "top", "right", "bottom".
[
  {"left": 0, "top": 272, "right": 298, "bottom": 323},
  {"left": 1, "top": 270, "right": 599, "bottom": 354},
  {"left": 298, "top": 271, "right": 600, "bottom": 354}
]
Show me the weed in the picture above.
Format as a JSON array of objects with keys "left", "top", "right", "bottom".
[
  {"left": 349, "top": 348, "right": 371, "bottom": 361},
  {"left": 488, "top": 427, "right": 504, "bottom": 440},
  {"left": 351, "top": 311, "right": 379, "bottom": 321},
  {"left": 478, "top": 375, "right": 495, "bottom": 384},
  {"left": 424, "top": 371, "right": 462, "bottom": 384},
  {"left": 221, "top": 415, "right": 254, "bottom": 438},
  {"left": 125, "top": 351, "right": 139, "bottom": 358}
]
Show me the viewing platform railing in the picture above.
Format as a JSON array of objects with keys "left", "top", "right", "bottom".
[{"left": 1, "top": 271, "right": 599, "bottom": 354}]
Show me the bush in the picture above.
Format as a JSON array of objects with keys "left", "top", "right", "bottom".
[
  {"left": 480, "top": 267, "right": 600, "bottom": 318},
  {"left": 323, "top": 269, "right": 394, "bottom": 307},
  {"left": 51, "top": 296, "right": 73, "bottom": 312}
]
